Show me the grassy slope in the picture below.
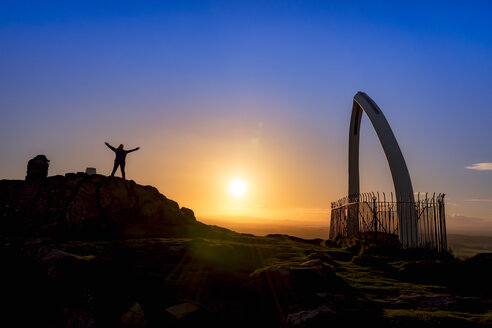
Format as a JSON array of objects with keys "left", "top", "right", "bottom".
[
  {"left": 447, "top": 234, "right": 492, "bottom": 258},
  {"left": 2, "top": 233, "right": 491, "bottom": 327}
]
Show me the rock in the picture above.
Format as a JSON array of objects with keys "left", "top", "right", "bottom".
[
  {"left": 67, "top": 179, "right": 101, "bottom": 227},
  {"left": 398, "top": 255, "right": 492, "bottom": 295},
  {"left": 298, "top": 259, "right": 323, "bottom": 267},
  {"left": 285, "top": 305, "right": 336, "bottom": 327},
  {"left": 165, "top": 302, "right": 199, "bottom": 320},
  {"left": 372, "top": 293, "right": 458, "bottom": 311},
  {"left": 180, "top": 207, "right": 196, "bottom": 220},
  {"left": 465, "top": 252, "right": 492, "bottom": 264},
  {"left": 24, "top": 237, "right": 48, "bottom": 245},
  {"left": 40, "top": 249, "right": 95, "bottom": 263},
  {"left": 85, "top": 168, "right": 96, "bottom": 175},
  {"left": 25, "top": 155, "right": 49, "bottom": 182},
  {"left": 121, "top": 302, "right": 147, "bottom": 327},
  {"left": 64, "top": 306, "right": 96, "bottom": 328},
  {"left": 249, "top": 260, "right": 355, "bottom": 313},
  {"left": 250, "top": 261, "right": 344, "bottom": 293},
  {"left": 0, "top": 174, "right": 218, "bottom": 239}
]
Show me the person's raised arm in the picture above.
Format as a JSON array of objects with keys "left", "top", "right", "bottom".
[
  {"left": 126, "top": 147, "right": 140, "bottom": 153},
  {"left": 105, "top": 142, "right": 116, "bottom": 151}
]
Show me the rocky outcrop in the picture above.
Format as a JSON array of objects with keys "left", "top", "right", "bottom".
[
  {"left": 0, "top": 173, "right": 207, "bottom": 239},
  {"left": 397, "top": 252, "right": 492, "bottom": 297},
  {"left": 25, "top": 154, "right": 50, "bottom": 182}
]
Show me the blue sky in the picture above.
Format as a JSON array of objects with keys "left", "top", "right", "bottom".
[{"left": 1, "top": 1, "right": 492, "bottom": 235}]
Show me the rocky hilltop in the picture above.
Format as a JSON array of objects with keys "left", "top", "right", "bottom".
[
  {"left": 1, "top": 174, "right": 490, "bottom": 327},
  {"left": 0, "top": 173, "right": 224, "bottom": 239}
]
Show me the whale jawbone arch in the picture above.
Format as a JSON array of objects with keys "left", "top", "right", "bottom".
[{"left": 349, "top": 92, "right": 418, "bottom": 247}]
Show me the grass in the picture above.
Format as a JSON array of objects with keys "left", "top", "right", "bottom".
[
  {"left": 334, "top": 259, "right": 447, "bottom": 299},
  {"left": 447, "top": 234, "right": 492, "bottom": 259},
  {"left": 3, "top": 234, "right": 490, "bottom": 327},
  {"left": 384, "top": 309, "right": 492, "bottom": 327}
]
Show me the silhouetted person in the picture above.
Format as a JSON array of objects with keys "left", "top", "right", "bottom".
[
  {"left": 105, "top": 142, "right": 140, "bottom": 179},
  {"left": 25, "top": 155, "right": 50, "bottom": 182}
]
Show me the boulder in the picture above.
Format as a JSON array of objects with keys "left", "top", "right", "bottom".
[
  {"left": 40, "top": 249, "right": 95, "bottom": 263},
  {"left": 180, "top": 207, "right": 195, "bottom": 220},
  {"left": 25, "top": 155, "right": 50, "bottom": 182},
  {"left": 0, "top": 174, "right": 205, "bottom": 239},
  {"left": 249, "top": 259, "right": 354, "bottom": 314},
  {"left": 121, "top": 302, "right": 147, "bottom": 328},
  {"left": 165, "top": 302, "right": 199, "bottom": 320},
  {"left": 285, "top": 305, "right": 336, "bottom": 327}
]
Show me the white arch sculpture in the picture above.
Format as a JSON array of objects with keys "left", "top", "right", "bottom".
[{"left": 349, "top": 92, "right": 418, "bottom": 247}]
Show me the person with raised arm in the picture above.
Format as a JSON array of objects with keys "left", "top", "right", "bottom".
[{"left": 105, "top": 142, "right": 140, "bottom": 179}]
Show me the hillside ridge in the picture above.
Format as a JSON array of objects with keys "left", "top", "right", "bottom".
[{"left": 0, "top": 173, "right": 227, "bottom": 239}]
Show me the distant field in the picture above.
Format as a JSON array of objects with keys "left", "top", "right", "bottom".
[
  {"left": 447, "top": 234, "right": 492, "bottom": 258},
  {"left": 199, "top": 216, "right": 331, "bottom": 240},
  {"left": 200, "top": 217, "right": 492, "bottom": 259}
]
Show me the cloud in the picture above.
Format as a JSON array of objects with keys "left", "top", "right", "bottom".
[
  {"left": 464, "top": 199, "right": 492, "bottom": 202},
  {"left": 446, "top": 214, "right": 492, "bottom": 236},
  {"left": 465, "top": 163, "right": 492, "bottom": 171},
  {"left": 446, "top": 214, "right": 492, "bottom": 232}
]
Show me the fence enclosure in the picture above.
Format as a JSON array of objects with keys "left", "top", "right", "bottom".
[{"left": 330, "top": 192, "right": 447, "bottom": 252}]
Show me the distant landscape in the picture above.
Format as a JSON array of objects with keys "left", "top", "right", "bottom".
[
  {"left": 2, "top": 2, "right": 492, "bottom": 327},
  {"left": 201, "top": 216, "right": 492, "bottom": 259},
  {"left": 1, "top": 174, "right": 491, "bottom": 327},
  {"left": 447, "top": 234, "right": 492, "bottom": 259}
]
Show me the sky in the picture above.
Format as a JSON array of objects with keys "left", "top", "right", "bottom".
[{"left": 1, "top": 1, "right": 492, "bottom": 237}]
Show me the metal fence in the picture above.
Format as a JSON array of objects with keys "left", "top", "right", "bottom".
[{"left": 330, "top": 192, "right": 447, "bottom": 252}]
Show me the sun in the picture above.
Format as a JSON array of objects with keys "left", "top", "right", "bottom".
[{"left": 229, "top": 179, "right": 246, "bottom": 198}]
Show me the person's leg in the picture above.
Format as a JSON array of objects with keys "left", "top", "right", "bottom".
[
  {"left": 111, "top": 162, "right": 119, "bottom": 177},
  {"left": 120, "top": 162, "right": 126, "bottom": 179}
]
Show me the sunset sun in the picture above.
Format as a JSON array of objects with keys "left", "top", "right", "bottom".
[{"left": 229, "top": 179, "right": 246, "bottom": 198}]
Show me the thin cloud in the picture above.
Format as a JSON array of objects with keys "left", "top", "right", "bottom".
[
  {"left": 464, "top": 199, "right": 492, "bottom": 202},
  {"left": 465, "top": 163, "right": 492, "bottom": 171}
]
